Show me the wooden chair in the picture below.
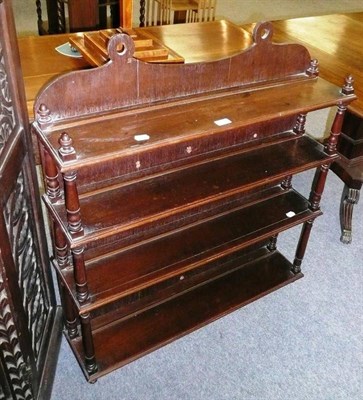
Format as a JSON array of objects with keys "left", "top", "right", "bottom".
[
  {"left": 142, "top": 0, "right": 216, "bottom": 27},
  {"left": 186, "top": 0, "right": 216, "bottom": 23},
  {"left": 143, "top": 0, "right": 173, "bottom": 26}
]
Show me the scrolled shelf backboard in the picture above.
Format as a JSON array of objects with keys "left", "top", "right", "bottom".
[{"left": 33, "top": 22, "right": 313, "bottom": 129}]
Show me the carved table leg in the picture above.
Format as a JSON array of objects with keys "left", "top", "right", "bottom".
[{"left": 340, "top": 185, "right": 360, "bottom": 244}]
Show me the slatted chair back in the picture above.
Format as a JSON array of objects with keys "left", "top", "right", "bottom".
[{"left": 187, "top": 0, "right": 216, "bottom": 23}]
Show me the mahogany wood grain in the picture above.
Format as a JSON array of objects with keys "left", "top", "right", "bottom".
[
  {"left": 43, "top": 135, "right": 336, "bottom": 255},
  {"left": 59, "top": 187, "right": 319, "bottom": 313},
  {"left": 36, "top": 22, "right": 304, "bottom": 127},
  {"left": 69, "top": 249, "right": 302, "bottom": 381},
  {"left": 68, "top": 0, "right": 99, "bottom": 32},
  {"left": 69, "top": 28, "right": 185, "bottom": 66},
  {"left": 88, "top": 242, "right": 270, "bottom": 329},
  {"left": 18, "top": 20, "right": 251, "bottom": 120},
  {"left": 32, "top": 19, "right": 357, "bottom": 381},
  {"left": 35, "top": 78, "right": 352, "bottom": 171}
]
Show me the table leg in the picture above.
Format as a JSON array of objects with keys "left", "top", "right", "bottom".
[
  {"left": 333, "top": 109, "right": 363, "bottom": 244},
  {"left": 340, "top": 185, "right": 360, "bottom": 244}
]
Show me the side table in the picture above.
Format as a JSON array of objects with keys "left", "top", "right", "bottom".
[{"left": 271, "top": 13, "right": 363, "bottom": 243}]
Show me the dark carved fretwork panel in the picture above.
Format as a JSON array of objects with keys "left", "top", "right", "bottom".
[
  {"left": 0, "top": 38, "right": 16, "bottom": 157},
  {"left": 1, "top": 0, "right": 61, "bottom": 397},
  {"left": 0, "top": 267, "right": 34, "bottom": 400},
  {"left": 3, "top": 171, "right": 50, "bottom": 361}
]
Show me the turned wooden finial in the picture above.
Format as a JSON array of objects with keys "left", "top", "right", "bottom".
[
  {"left": 342, "top": 75, "right": 354, "bottom": 95},
  {"left": 293, "top": 114, "right": 306, "bottom": 134},
  {"left": 58, "top": 132, "right": 77, "bottom": 161},
  {"left": 306, "top": 59, "right": 319, "bottom": 77},
  {"left": 37, "top": 103, "right": 52, "bottom": 124},
  {"left": 63, "top": 169, "right": 84, "bottom": 237}
]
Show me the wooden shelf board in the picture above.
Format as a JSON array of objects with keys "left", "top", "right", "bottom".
[
  {"left": 88, "top": 243, "right": 271, "bottom": 330},
  {"left": 41, "top": 77, "right": 352, "bottom": 169},
  {"left": 46, "top": 135, "right": 332, "bottom": 249},
  {"left": 36, "top": 113, "right": 297, "bottom": 185},
  {"left": 67, "top": 249, "right": 303, "bottom": 381},
  {"left": 58, "top": 188, "right": 319, "bottom": 312}
]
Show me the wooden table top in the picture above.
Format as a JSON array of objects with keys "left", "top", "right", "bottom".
[
  {"left": 142, "top": 19, "right": 252, "bottom": 64},
  {"left": 270, "top": 13, "right": 363, "bottom": 117},
  {"left": 18, "top": 34, "right": 89, "bottom": 119}
]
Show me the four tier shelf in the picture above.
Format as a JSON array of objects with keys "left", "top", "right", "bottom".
[{"left": 32, "top": 22, "right": 356, "bottom": 381}]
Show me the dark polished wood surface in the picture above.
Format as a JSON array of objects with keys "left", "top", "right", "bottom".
[
  {"left": 19, "top": 14, "right": 363, "bottom": 119},
  {"left": 18, "top": 20, "right": 251, "bottom": 119},
  {"left": 32, "top": 19, "right": 355, "bottom": 380},
  {"left": 0, "top": 2, "right": 62, "bottom": 398},
  {"left": 19, "top": 14, "right": 362, "bottom": 246}
]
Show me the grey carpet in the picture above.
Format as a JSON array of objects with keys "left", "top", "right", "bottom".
[{"left": 50, "top": 163, "right": 363, "bottom": 400}]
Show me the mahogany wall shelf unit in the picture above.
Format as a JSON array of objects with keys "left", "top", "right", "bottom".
[{"left": 32, "top": 22, "right": 356, "bottom": 382}]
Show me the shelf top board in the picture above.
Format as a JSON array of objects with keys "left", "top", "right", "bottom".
[
  {"left": 36, "top": 77, "right": 355, "bottom": 170},
  {"left": 33, "top": 21, "right": 320, "bottom": 129}
]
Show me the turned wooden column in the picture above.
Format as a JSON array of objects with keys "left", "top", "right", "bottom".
[
  {"left": 43, "top": 147, "right": 61, "bottom": 202},
  {"left": 80, "top": 313, "right": 98, "bottom": 375},
  {"left": 72, "top": 247, "right": 90, "bottom": 303},
  {"left": 293, "top": 102, "right": 348, "bottom": 274}
]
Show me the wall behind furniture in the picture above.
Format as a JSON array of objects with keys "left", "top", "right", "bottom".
[
  {"left": 11, "top": 0, "right": 363, "bottom": 35},
  {"left": 215, "top": 0, "right": 363, "bottom": 25}
]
